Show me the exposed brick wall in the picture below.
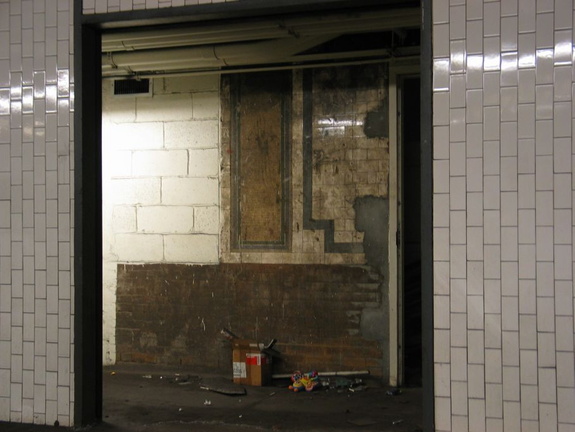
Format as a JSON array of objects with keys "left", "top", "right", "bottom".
[{"left": 116, "top": 263, "right": 385, "bottom": 376}]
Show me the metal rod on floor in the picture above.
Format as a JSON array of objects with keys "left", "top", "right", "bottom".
[{"left": 272, "top": 370, "right": 370, "bottom": 379}]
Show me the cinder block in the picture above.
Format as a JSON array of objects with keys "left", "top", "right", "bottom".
[
  {"left": 163, "top": 234, "right": 218, "bottom": 263},
  {"left": 111, "top": 205, "right": 136, "bottom": 233},
  {"left": 163, "top": 75, "right": 219, "bottom": 93},
  {"left": 192, "top": 92, "right": 219, "bottom": 119},
  {"left": 136, "top": 94, "right": 193, "bottom": 122},
  {"left": 103, "top": 121, "right": 164, "bottom": 150},
  {"left": 188, "top": 148, "right": 219, "bottom": 177},
  {"left": 162, "top": 177, "right": 218, "bottom": 205},
  {"left": 194, "top": 206, "right": 219, "bottom": 234},
  {"left": 110, "top": 178, "right": 161, "bottom": 205},
  {"left": 114, "top": 233, "right": 164, "bottom": 262},
  {"left": 132, "top": 150, "right": 188, "bottom": 177},
  {"left": 165, "top": 120, "right": 219, "bottom": 149},
  {"left": 105, "top": 150, "right": 132, "bottom": 178},
  {"left": 137, "top": 206, "right": 194, "bottom": 234}
]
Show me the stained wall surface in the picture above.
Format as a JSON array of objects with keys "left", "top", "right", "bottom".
[
  {"left": 103, "top": 65, "right": 391, "bottom": 375},
  {"left": 432, "top": 0, "right": 575, "bottom": 431},
  {"left": 0, "top": 0, "right": 75, "bottom": 426}
]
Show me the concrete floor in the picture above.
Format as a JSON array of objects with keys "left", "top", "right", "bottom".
[{"left": 1, "top": 364, "right": 422, "bottom": 431}]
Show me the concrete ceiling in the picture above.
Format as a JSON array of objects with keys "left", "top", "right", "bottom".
[{"left": 101, "top": 7, "right": 420, "bottom": 78}]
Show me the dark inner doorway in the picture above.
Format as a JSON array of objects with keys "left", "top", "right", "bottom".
[{"left": 401, "top": 76, "right": 422, "bottom": 387}]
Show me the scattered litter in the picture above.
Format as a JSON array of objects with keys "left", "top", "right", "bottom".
[
  {"left": 386, "top": 388, "right": 401, "bottom": 396},
  {"left": 200, "top": 377, "right": 247, "bottom": 395},
  {"left": 349, "top": 379, "right": 367, "bottom": 392},
  {"left": 333, "top": 377, "right": 353, "bottom": 388},
  {"left": 110, "top": 371, "right": 116, "bottom": 376},
  {"left": 178, "top": 408, "right": 182, "bottom": 412},
  {"left": 273, "top": 370, "right": 370, "bottom": 380},
  {"left": 349, "top": 384, "right": 367, "bottom": 392},
  {"left": 169, "top": 374, "right": 195, "bottom": 385},
  {"left": 142, "top": 375, "right": 152, "bottom": 379},
  {"left": 239, "top": 415, "right": 243, "bottom": 418},
  {"left": 220, "top": 328, "right": 239, "bottom": 341},
  {"left": 289, "top": 371, "right": 320, "bottom": 392},
  {"left": 203, "top": 400, "right": 212, "bottom": 406},
  {"left": 392, "top": 419, "right": 404, "bottom": 425},
  {"left": 320, "top": 376, "right": 367, "bottom": 393}
]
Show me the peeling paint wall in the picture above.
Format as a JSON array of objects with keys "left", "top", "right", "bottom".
[{"left": 220, "top": 65, "right": 390, "bottom": 264}]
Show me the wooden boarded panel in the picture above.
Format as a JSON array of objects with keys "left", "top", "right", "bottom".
[{"left": 231, "top": 71, "right": 291, "bottom": 249}]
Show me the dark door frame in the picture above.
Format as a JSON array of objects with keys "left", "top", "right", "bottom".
[{"left": 73, "top": 0, "right": 434, "bottom": 429}]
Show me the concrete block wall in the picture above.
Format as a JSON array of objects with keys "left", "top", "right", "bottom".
[
  {"left": 0, "top": 0, "right": 75, "bottom": 426},
  {"left": 101, "top": 75, "right": 220, "bottom": 364},
  {"left": 432, "top": 0, "right": 575, "bottom": 431}
]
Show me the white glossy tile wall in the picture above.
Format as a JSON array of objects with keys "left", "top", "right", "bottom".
[
  {"left": 83, "top": 0, "right": 238, "bottom": 14},
  {"left": 0, "top": 0, "right": 74, "bottom": 427},
  {"left": 433, "top": 0, "right": 575, "bottom": 431}
]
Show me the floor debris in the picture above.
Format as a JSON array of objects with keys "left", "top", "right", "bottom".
[{"left": 200, "top": 377, "right": 247, "bottom": 395}]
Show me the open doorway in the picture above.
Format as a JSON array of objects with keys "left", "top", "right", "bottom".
[{"left": 77, "top": 2, "right": 431, "bottom": 430}]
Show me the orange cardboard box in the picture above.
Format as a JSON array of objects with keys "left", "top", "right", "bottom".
[{"left": 232, "top": 339, "right": 272, "bottom": 386}]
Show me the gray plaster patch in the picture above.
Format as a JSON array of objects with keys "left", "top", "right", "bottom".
[
  {"left": 354, "top": 195, "right": 390, "bottom": 374},
  {"left": 354, "top": 195, "right": 389, "bottom": 275},
  {"left": 363, "top": 102, "right": 388, "bottom": 139}
]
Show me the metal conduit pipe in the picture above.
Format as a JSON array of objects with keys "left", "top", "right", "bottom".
[
  {"left": 103, "top": 24, "right": 292, "bottom": 52},
  {"left": 101, "top": 48, "right": 394, "bottom": 76},
  {"left": 102, "top": 35, "right": 337, "bottom": 75},
  {"left": 101, "top": 56, "right": 420, "bottom": 80}
]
